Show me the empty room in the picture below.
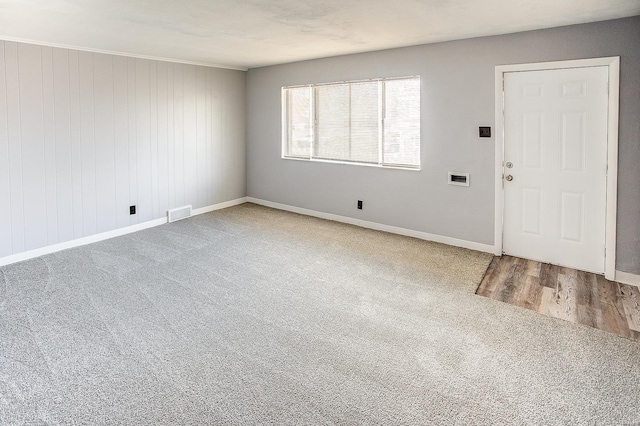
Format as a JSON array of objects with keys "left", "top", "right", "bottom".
[{"left": 1, "top": 0, "right": 640, "bottom": 424}]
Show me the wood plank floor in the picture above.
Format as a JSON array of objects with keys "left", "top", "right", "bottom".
[{"left": 476, "top": 256, "right": 640, "bottom": 341}]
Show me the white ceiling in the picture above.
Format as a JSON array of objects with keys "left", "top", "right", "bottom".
[{"left": 1, "top": 0, "right": 639, "bottom": 70}]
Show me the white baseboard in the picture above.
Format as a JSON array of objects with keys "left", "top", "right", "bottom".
[
  {"left": 192, "top": 197, "right": 247, "bottom": 215},
  {"left": 615, "top": 270, "right": 640, "bottom": 288},
  {"left": 246, "top": 197, "right": 496, "bottom": 254},
  {"left": 0, "top": 217, "right": 168, "bottom": 267},
  {"left": 0, "top": 197, "right": 248, "bottom": 267}
]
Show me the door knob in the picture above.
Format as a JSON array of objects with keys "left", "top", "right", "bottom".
[
  {"left": 506, "top": 175, "right": 513, "bottom": 181},
  {"left": 506, "top": 162, "right": 513, "bottom": 168}
]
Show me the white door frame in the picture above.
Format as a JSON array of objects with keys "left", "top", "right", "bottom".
[{"left": 494, "top": 57, "right": 620, "bottom": 280}]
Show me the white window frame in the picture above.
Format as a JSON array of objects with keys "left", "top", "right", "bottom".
[{"left": 281, "top": 76, "right": 421, "bottom": 170}]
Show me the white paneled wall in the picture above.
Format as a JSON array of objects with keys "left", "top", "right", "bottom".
[{"left": 0, "top": 41, "right": 246, "bottom": 258}]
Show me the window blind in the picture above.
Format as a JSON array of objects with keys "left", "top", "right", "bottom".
[{"left": 283, "top": 76, "right": 420, "bottom": 169}]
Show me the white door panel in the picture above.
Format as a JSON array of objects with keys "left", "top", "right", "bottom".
[{"left": 503, "top": 66, "right": 609, "bottom": 273}]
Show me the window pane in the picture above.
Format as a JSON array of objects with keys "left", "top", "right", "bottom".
[
  {"left": 349, "top": 82, "right": 379, "bottom": 164},
  {"left": 316, "top": 82, "right": 379, "bottom": 163},
  {"left": 383, "top": 78, "right": 420, "bottom": 167},
  {"left": 286, "top": 87, "right": 312, "bottom": 158},
  {"left": 315, "top": 84, "right": 350, "bottom": 161}
]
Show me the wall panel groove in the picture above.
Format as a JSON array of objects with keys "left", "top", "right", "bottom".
[
  {"left": 0, "top": 43, "right": 12, "bottom": 256},
  {"left": 6, "top": 42, "right": 26, "bottom": 253},
  {"left": 42, "top": 46, "right": 58, "bottom": 245},
  {"left": 69, "top": 50, "right": 83, "bottom": 238}
]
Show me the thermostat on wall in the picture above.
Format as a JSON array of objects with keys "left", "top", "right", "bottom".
[{"left": 448, "top": 172, "right": 470, "bottom": 187}]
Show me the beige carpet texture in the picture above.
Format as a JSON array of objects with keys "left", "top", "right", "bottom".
[{"left": 0, "top": 203, "right": 639, "bottom": 424}]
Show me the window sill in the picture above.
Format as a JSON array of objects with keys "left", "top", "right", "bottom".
[{"left": 281, "top": 156, "right": 421, "bottom": 171}]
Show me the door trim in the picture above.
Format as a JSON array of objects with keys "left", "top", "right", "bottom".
[{"left": 494, "top": 57, "right": 620, "bottom": 280}]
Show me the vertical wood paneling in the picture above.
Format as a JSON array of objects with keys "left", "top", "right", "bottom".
[
  {"left": 127, "top": 57, "right": 138, "bottom": 225},
  {"left": 93, "top": 53, "right": 117, "bottom": 233},
  {"left": 79, "top": 51, "right": 97, "bottom": 236},
  {"left": 68, "top": 49, "right": 84, "bottom": 239},
  {"left": 4, "top": 42, "right": 25, "bottom": 253},
  {"left": 183, "top": 65, "right": 197, "bottom": 207},
  {"left": 220, "top": 70, "right": 229, "bottom": 201},
  {"left": 167, "top": 63, "right": 175, "bottom": 210},
  {"left": 41, "top": 47, "right": 59, "bottom": 245},
  {"left": 149, "top": 61, "right": 159, "bottom": 218},
  {"left": 157, "top": 62, "right": 169, "bottom": 216},
  {"left": 0, "top": 41, "right": 246, "bottom": 259},
  {"left": 173, "top": 64, "right": 185, "bottom": 208},
  {"left": 135, "top": 59, "right": 152, "bottom": 223},
  {"left": 52, "top": 48, "right": 74, "bottom": 243},
  {"left": 211, "top": 68, "right": 223, "bottom": 204},
  {"left": 196, "top": 66, "right": 207, "bottom": 208},
  {"left": 0, "top": 42, "right": 12, "bottom": 256},
  {"left": 18, "top": 43, "right": 47, "bottom": 250},
  {"left": 205, "top": 69, "right": 213, "bottom": 206},
  {"left": 113, "top": 56, "right": 130, "bottom": 228}
]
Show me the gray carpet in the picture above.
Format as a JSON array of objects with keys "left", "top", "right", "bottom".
[{"left": 1, "top": 203, "right": 639, "bottom": 425}]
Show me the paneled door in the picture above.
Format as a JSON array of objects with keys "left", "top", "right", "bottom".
[{"left": 502, "top": 66, "right": 609, "bottom": 273}]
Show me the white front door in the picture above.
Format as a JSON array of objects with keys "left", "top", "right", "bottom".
[{"left": 502, "top": 66, "right": 609, "bottom": 273}]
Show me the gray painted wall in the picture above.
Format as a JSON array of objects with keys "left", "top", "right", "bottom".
[
  {"left": 246, "top": 17, "right": 640, "bottom": 274},
  {"left": 0, "top": 41, "right": 246, "bottom": 258}
]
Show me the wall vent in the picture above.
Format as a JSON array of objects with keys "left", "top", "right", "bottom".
[
  {"left": 167, "top": 205, "right": 192, "bottom": 223},
  {"left": 448, "top": 172, "right": 470, "bottom": 187}
]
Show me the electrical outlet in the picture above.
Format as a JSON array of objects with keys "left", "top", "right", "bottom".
[
  {"left": 357, "top": 200, "right": 363, "bottom": 210},
  {"left": 129, "top": 205, "right": 136, "bottom": 215}
]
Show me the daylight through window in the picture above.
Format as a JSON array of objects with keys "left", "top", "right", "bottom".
[{"left": 282, "top": 77, "right": 420, "bottom": 169}]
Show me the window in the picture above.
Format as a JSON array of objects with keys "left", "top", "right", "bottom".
[{"left": 282, "top": 76, "right": 420, "bottom": 169}]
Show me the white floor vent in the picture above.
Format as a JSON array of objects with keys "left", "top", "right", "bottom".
[{"left": 167, "top": 205, "right": 192, "bottom": 223}]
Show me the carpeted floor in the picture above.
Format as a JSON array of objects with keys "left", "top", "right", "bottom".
[{"left": 1, "top": 203, "right": 639, "bottom": 425}]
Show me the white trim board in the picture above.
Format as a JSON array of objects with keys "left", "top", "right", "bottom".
[
  {"left": 192, "top": 198, "right": 248, "bottom": 215},
  {"left": 494, "top": 56, "right": 620, "bottom": 280},
  {"left": 0, "top": 35, "right": 248, "bottom": 71},
  {"left": 247, "top": 197, "right": 495, "bottom": 254},
  {"left": 615, "top": 271, "right": 640, "bottom": 288},
  {"left": 0, "top": 197, "right": 247, "bottom": 267}
]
